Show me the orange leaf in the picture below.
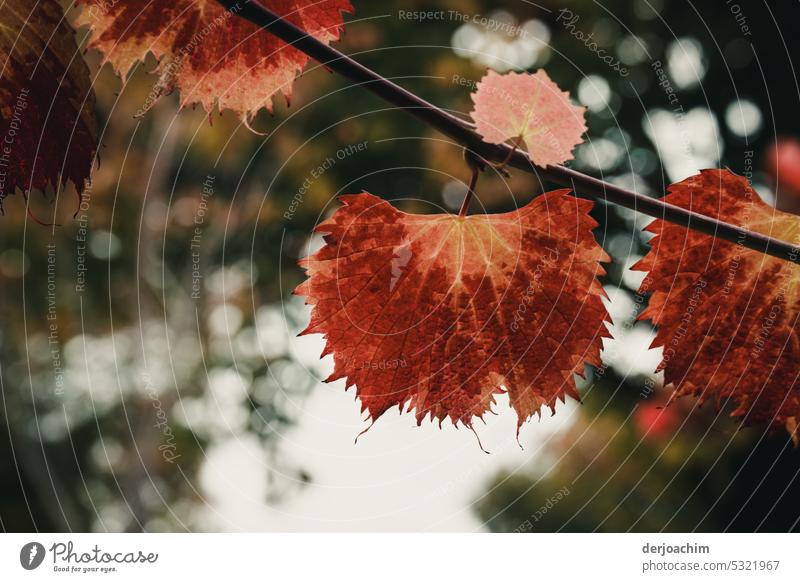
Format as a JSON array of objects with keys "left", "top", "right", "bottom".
[
  {"left": 0, "top": 0, "right": 96, "bottom": 206},
  {"left": 470, "top": 70, "right": 586, "bottom": 167},
  {"left": 634, "top": 169, "right": 800, "bottom": 438},
  {"left": 74, "top": 0, "right": 353, "bottom": 121},
  {"left": 296, "top": 191, "right": 610, "bottom": 434}
]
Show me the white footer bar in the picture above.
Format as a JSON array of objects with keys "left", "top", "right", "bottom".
[{"left": 0, "top": 533, "right": 794, "bottom": 580}]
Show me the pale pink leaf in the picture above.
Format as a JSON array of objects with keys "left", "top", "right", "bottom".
[{"left": 470, "top": 70, "right": 587, "bottom": 167}]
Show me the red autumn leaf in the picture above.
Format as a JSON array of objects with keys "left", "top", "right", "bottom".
[
  {"left": 73, "top": 0, "right": 353, "bottom": 122},
  {"left": 470, "top": 69, "right": 586, "bottom": 167},
  {"left": 634, "top": 169, "right": 800, "bottom": 439},
  {"left": 0, "top": 0, "right": 96, "bottom": 207},
  {"left": 296, "top": 190, "right": 610, "bottom": 434}
]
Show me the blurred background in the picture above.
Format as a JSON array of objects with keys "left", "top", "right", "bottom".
[{"left": 2, "top": 0, "right": 800, "bottom": 532}]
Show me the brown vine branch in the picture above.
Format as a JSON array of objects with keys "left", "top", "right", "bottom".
[{"left": 219, "top": 0, "right": 800, "bottom": 264}]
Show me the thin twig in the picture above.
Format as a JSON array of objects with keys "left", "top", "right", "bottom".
[{"left": 219, "top": 0, "right": 800, "bottom": 264}]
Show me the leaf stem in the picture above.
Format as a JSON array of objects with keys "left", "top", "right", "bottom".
[
  {"left": 494, "top": 136, "right": 521, "bottom": 174},
  {"left": 458, "top": 162, "right": 481, "bottom": 217},
  {"left": 220, "top": 0, "right": 800, "bottom": 264}
]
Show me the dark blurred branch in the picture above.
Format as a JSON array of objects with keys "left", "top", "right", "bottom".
[{"left": 220, "top": 0, "right": 800, "bottom": 264}]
